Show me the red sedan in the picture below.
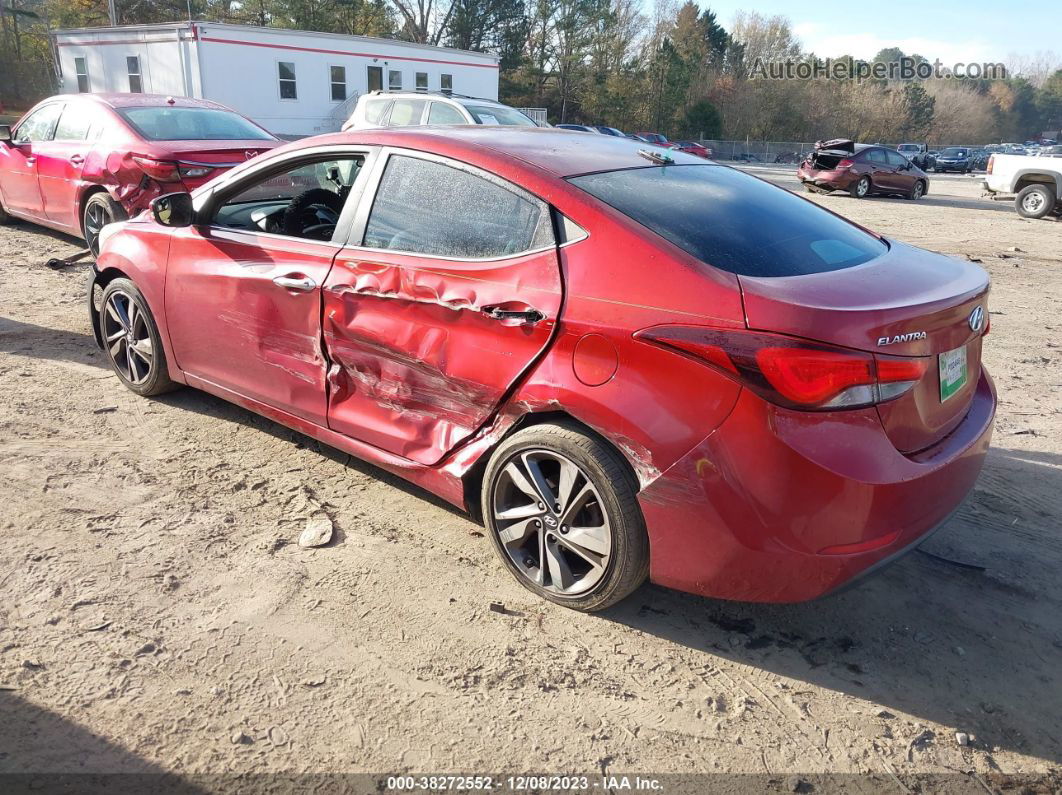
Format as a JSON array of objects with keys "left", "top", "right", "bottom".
[
  {"left": 0, "top": 93, "right": 279, "bottom": 255},
  {"left": 671, "top": 140, "right": 714, "bottom": 159},
  {"left": 88, "top": 128, "right": 995, "bottom": 610},
  {"left": 798, "top": 139, "right": 929, "bottom": 200}
]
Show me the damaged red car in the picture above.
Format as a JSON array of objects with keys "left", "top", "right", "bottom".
[
  {"left": 88, "top": 128, "right": 994, "bottom": 611},
  {"left": 0, "top": 93, "right": 279, "bottom": 255},
  {"left": 799, "top": 139, "right": 929, "bottom": 200}
]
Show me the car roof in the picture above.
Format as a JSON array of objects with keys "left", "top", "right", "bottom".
[
  {"left": 363, "top": 91, "right": 507, "bottom": 109},
  {"left": 43, "top": 93, "right": 229, "bottom": 110},
  {"left": 306, "top": 126, "right": 712, "bottom": 178}
]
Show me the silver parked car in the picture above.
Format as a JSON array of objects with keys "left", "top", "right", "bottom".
[{"left": 342, "top": 91, "right": 538, "bottom": 131}]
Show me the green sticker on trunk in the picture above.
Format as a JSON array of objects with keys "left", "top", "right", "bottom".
[{"left": 939, "top": 345, "right": 968, "bottom": 402}]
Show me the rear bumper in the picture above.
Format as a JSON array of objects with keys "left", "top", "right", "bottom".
[
  {"left": 637, "top": 369, "right": 996, "bottom": 603},
  {"left": 797, "top": 168, "right": 857, "bottom": 191}
]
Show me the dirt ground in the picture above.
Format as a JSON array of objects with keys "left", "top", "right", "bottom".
[{"left": 1, "top": 170, "right": 1061, "bottom": 789}]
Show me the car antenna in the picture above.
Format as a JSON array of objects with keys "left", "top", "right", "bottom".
[{"left": 637, "top": 149, "right": 673, "bottom": 164}]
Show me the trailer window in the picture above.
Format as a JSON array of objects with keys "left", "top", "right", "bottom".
[
  {"left": 74, "top": 57, "right": 90, "bottom": 93},
  {"left": 441, "top": 74, "right": 453, "bottom": 93},
  {"left": 388, "top": 70, "right": 402, "bottom": 91},
  {"left": 330, "top": 65, "right": 346, "bottom": 101},
  {"left": 367, "top": 66, "right": 383, "bottom": 92},
  {"left": 127, "top": 56, "right": 142, "bottom": 93},
  {"left": 278, "top": 62, "right": 297, "bottom": 100},
  {"left": 416, "top": 72, "right": 428, "bottom": 91}
]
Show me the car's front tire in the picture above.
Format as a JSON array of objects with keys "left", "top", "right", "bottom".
[
  {"left": 98, "top": 278, "right": 178, "bottom": 397},
  {"left": 1015, "top": 185, "right": 1055, "bottom": 219},
  {"left": 907, "top": 180, "right": 926, "bottom": 200},
  {"left": 481, "top": 422, "right": 649, "bottom": 612},
  {"left": 83, "top": 192, "right": 127, "bottom": 257}
]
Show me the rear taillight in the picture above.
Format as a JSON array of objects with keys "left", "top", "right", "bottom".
[
  {"left": 986, "top": 155, "right": 994, "bottom": 174},
  {"left": 132, "top": 156, "right": 213, "bottom": 182},
  {"left": 636, "top": 326, "right": 929, "bottom": 410},
  {"left": 836, "top": 158, "right": 854, "bottom": 169}
]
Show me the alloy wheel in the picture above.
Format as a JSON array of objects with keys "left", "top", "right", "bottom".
[
  {"left": 856, "top": 178, "right": 870, "bottom": 197},
  {"left": 491, "top": 449, "right": 612, "bottom": 597},
  {"left": 1022, "top": 191, "right": 1046, "bottom": 214},
  {"left": 913, "top": 181, "right": 924, "bottom": 199},
  {"left": 102, "top": 290, "right": 154, "bottom": 384},
  {"left": 84, "top": 201, "right": 112, "bottom": 256}
]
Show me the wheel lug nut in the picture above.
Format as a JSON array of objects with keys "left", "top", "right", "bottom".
[
  {"left": 537, "top": 502, "right": 544, "bottom": 510},
  {"left": 524, "top": 558, "right": 534, "bottom": 567},
  {"left": 560, "top": 526, "right": 568, "bottom": 534}
]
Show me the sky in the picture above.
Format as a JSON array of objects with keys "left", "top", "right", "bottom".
[{"left": 699, "top": 0, "right": 1060, "bottom": 65}]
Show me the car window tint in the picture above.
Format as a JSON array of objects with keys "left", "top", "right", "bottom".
[
  {"left": 386, "top": 99, "right": 426, "bottom": 126},
  {"left": 569, "top": 164, "right": 886, "bottom": 277},
  {"left": 54, "top": 105, "right": 94, "bottom": 141},
  {"left": 427, "top": 102, "right": 466, "bottom": 125},
  {"left": 364, "top": 99, "right": 392, "bottom": 125},
  {"left": 14, "top": 104, "right": 63, "bottom": 143},
  {"left": 885, "top": 151, "right": 907, "bottom": 167},
  {"left": 363, "top": 155, "right": 548, "bottom": 259},
  {"left": 863, "top": 149, "right": 886, "bottom": 164},
  {"left": 117, "top": 107, "right": 273, "bottom": 141}
]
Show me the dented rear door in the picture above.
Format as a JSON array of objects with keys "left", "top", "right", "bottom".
[{"left": 322, "top": 150, "right": 562, "bottom": 465}]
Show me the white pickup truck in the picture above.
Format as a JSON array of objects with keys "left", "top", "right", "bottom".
[{"left": 982, "top": 154, "right": 1062, "bottom": 219}]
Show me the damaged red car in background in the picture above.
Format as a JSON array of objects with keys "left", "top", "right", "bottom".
[
  {"left": 799, "top": 139, "right": 929, "bottom": 200},
  {"left": 88, "top": 128, "right": 994, "bottom": 611},
  {"left": 0, "top": 93, "right": 279, "bottom": 255}
]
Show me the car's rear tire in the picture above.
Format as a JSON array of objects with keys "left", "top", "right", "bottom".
[
  {"left": 98, "top": 278, "right": 178, "bottom": 397},
  {"left": 481, "top": 422, "right": 649, "bottom": 612},
  {"left": 850, "top": 176, "right": 871, "bottom": 198},
  {"left": 83, "top": 192, "right": 127, "bottom": 257},
  {"left": 0, "top": 193, "right": 15, "bottom": 224},
  {"left": 1015, "top": 185, "right": 1055, "bottom": 219},
  {"left": 907, "top": 180, "right": 926, "bottom": 200}
]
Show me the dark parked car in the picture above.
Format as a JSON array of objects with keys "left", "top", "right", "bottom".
[
  {"left": 934, "top": 147, "right": 974, "bottom": 173},
  {"left": 88, "top": 127, "right": 993, "bottom": 609},
  {"left": 897, "top": 143, "right": 932, "bottom": 170},
  {"left": 555, "top": 124, "right": 597, "bottom": 133},
  {"left": 733, "top": 153, "right": 762, "bottom": 162},
  {"left": 593, "top": 126, "right": 625, "bottom": 137},
  {"left": 798, "top": 139, "right": 928, "bottom": 199},
  {"left": 0, "top": 93, "right": 280, "bottom": 255}
]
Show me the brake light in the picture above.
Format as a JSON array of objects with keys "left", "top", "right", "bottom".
[
  {"left": 635, "top": 326, "right": 929, "bottom": 410},
  {"left": 836, "top": 159, "right": 854, "bottom": 169},
  {"left": 132, "top": 156, "right": 181, "bottom": 182},
  {"left": 986, "top": 155, "right": 994, "bottom": 174}
]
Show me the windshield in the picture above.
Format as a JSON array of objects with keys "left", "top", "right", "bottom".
[
  {"left": 118, "top": 106, "right": 274, "bottom": 141},
  {"left": 465, "top": 105, "right": 536, "bottom": 127},
  {"left": 941, "top": 147, "right": 968, "bottom": 157},
  {"left": 569, "top": 165, "right": 886, "bottom": 277}
]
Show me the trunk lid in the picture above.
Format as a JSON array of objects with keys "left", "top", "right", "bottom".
[
  {"left": 739, "top": 240, "right": 989, "bottom": 453},
  {"left": 149, "top": 140, "right": 280, "bottom": 190},
  {"left": 806, "top": 140, "right": 857, "bottom": 171}
]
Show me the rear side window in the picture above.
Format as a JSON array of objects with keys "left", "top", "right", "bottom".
[
  {"left": 569, "top": 165, "right": 887, "bottom": 277},
  {"left": 386, "top": 99, "right": 426, "bottom": 126},
  {"left": 863, "top": 149, "right": 887, "bottom": 164},
  {"left": 363, "top": 155, "right": 550, "bottom": 258},
  {"left": 54, "top": 105, "right": 94, "bottom": 141},
  {"left": 363, "top": 99, "right": 391, "bottom": 125}
]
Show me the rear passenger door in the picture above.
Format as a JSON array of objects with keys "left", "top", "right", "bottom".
[{"left": 322, "top": 150, "right": 562, "bottom": 464}]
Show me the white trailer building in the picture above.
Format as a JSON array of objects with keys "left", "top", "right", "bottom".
[{"left": 51, "top": 22, "right": 500, "bottom": 137}]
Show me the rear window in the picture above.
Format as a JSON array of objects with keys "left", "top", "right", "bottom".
[
  {"left": 568, "top": 165, "right": 887, "bottom": 277},
  {"left": 117, "top": 107, "right": 273, "bottom": 141}
]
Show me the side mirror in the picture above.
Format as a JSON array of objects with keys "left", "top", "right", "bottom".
[
  {"left": 151, "top": 192, "right": 194, "bottom": 227},
  {"left": 0, "top": 125, "right": 11, "bottom": 144}
]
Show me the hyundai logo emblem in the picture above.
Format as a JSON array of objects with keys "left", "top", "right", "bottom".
[
  {"left": 543, "top": 515, "right": 557, "bottom": 527},
  {"left": 968, "top": 305, "right": 985, "bottom": 333}
]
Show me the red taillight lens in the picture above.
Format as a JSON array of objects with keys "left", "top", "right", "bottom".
[
  {"left": 636, "top": 326, "right": 929, "bottom": 411},
  {"left": 836, "top": 158, "right": 854, "bottom": 169},
  {"left": 132, "top": 156, "right": 181, "bottom": 182}
]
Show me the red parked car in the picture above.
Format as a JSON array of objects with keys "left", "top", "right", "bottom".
[
  {"left": 633, "top": 132, "right": 676, "bottom": 149},
  {"left": 798, "top": 139, "right": 929, "bottom": 200},
  {"left": 0, "top": 93, "right": 280, "bottom": 255},
  {"left": 89, "top": 128, "right": 994, "bottom": 610},
  {"left": 671, "top": 140, "right": 714, "bottom": 159}
]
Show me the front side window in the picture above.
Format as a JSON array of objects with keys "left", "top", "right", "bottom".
[
  {"left": 885, "top": 150, "right": 908, "bottom": 167},
  {"left": 213, "top": 155, "right": 366, "bottom": 241},
  {"left": 569, "top": 165, "right": 887, "bottom": 278},
  {"left": 74, "top": 57, "right": 90, "bottom": 93},
  {"left": 367, "top": 65, "right": 383, "bottom": 92},
  {"left": 127, "top": 56, "right": 142, "bottom": 93},
  {"left": 385, "top": 99, "right": 425, "bottom": 126},
  {"left": 388, "top": 70, "right": 402, "bottom": 91},
  {"left": 14, "top": 103, "right": 63, "bottom": 143},
  {"left": 330, "top": 65, "right": 346, "bottom": 101},
  {"left": 117, "top": 106, "right": 273, "bottom": 141},
  {"left": 416, "top": 72, "right": 428, "bottom": 90},
  {"left": 278, "top": 62, "right": 297, "bottom": 99},
  {"left": 427, "top": 102, "right": 466, "bottom": 125},
  {"left": 440, "top": 74, "right": 453, "bottom": 92},
  {"left": 363, "top": 155, "right": 549, "bottom": 259}
]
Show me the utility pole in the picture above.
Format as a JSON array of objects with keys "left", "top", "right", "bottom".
[{"left": 107, "top": 0, "right": 117, "bottom": 26}]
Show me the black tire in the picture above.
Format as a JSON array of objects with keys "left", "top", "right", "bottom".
[
  {"left": 1015, "top": 185, "right": 1055, "bottom": 220},
  {"left": 907, "top": 180, "right": 926, "bottom": 201},
  {"left": 0, "top": 192, "right": 15, "bottom": 224},
  {"left": 98, "top": 278, "right": 178, "bottom": 397},
  {"left": 83, "top": 192, "right": 127, "bottom": 257},
  {"left": 480, "top": 422, "right": 649, "bottom": 612},
  {"left": 850, "top": 175, "right": 871, "bottom": 198}
]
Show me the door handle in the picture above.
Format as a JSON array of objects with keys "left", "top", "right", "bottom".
[
  {"left": 483, "top": 306, "right": 545, "bottom": 324},
  {"left": 272, "top": 275, "right": 316, "bottom": 291},
  {"left": 70, "top": 154, "right": 84, "bottom": 165}
]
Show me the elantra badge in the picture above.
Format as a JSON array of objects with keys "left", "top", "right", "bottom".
[
  {"left": 968, "top": 305, "right": 985, "bottom": 332},
  {"left": 877, "top": 331, "right": 927, "bottom": 346}
]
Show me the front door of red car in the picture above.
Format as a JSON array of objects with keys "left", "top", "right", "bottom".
[
  {"left": 0, "top": 102, "right": 63, "bottom": 219},
  {"left": 37, "top": 102, "right": 97, "bottom": 230},
  {"left": 165, "top": 151, "right": 371, "bottom": 426},
  {"left": 322, "top": 151, "right": 562, "bottom": 465},
  {"left": 885, "top": 150, "right": 915, "bottom": 191}
]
